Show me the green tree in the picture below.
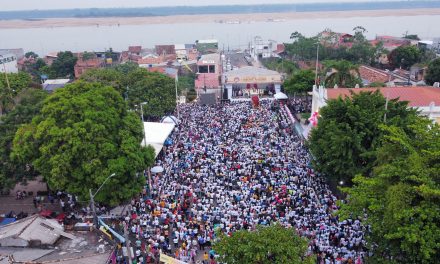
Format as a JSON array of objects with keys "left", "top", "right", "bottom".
[
  {"left": 285, "top": 33, "right": 319, "bottom": 61},
  {"left": 51, "top": 51, "right": 78, "bottom": 78},
  {"left": 284, "top": 69, "right": 315, "bottom": 94},
  {"left": 308, "top": 90, "right": 418, "bottom": 184},
  {"left": 213, "top": 224, "right": 313, "bottom": 264},
  {"left": 0, "top": 89, "right": 48, "bottom": 190},
  {"left": 177, "top": 74, "right": 195, "bottom": 95},
  {"left": 339, "top": 117, "right": 440, "bottom": 263},
  {"left": 125, "top": 69, "right": 176, "bottom": 119},
  {"left": 12, "top": 81, "right": 155, "bottom": 205},
  {"left": 323, "top": 60, "right": 361, "bottom": 88},
  {"left": 113, "top": 61, "right": 139, "bottom": 75},
  {"left": 425, "top": 58, "right": 440, "bottom": 85},
  {"left": 0, "top": 72, "right": 32, "bottom": 114},
  {"left": 388, "top": 45, "right": 421, "bottom": 70},
  {"left": 25, "top": 51, "right": 39, "bottom": 59},
  {"left": 261, "top": 58, "right": 297, "bottom": 75},
  {"left": 80, "top": 68, "right": 124, "bottom": 95}
]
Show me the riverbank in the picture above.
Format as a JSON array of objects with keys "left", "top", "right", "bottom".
[{"left": 1, "top": 8, "right": 440, "bottom": 29}]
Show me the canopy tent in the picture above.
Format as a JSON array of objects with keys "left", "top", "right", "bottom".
[
  {"left": 161, "top": 115, "right": 179, "bottom": 125},
  {"left": 142, "top": 122, "right": 175, "bottom": 158},
  {"left": 274, "top": 92, "right": 288, "bottom": 100}
]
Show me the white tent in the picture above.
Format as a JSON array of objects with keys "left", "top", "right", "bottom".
[
  {"left": 161, "top": 115, "right": 179, "bottom": 125},
  {"left": 274, "top": 92, "right": 288, "bottom": 100},
  {"left": 142, "top": 122, "right": 175, "bottom": 157}
]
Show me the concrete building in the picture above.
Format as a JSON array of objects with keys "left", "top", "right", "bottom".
[
  {"left": 311, "top": 85, "right": 440, "bottom": 123},
  {"left": 0, "top": 52, "right": 18, "bottom": 74},
  {"left": 250, "top": 36, "right": 278, "bottom": 60},
  {"left": 195, "top": 53, "right": 222, "bottom": 92},
  {"left": 74, "top": 58, "right": 103, "bottom": 79}
]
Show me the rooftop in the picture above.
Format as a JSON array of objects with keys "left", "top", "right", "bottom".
[
  {"left": 224, "top": 66, "right": 281, "bottom": 77},
  {"left": 326, "top": 86, "right": 440, "bottom": 107}
]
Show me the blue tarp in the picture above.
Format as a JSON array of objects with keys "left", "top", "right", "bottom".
[{"left": 0, "top": 218, "right": 16, "bottom": 226}]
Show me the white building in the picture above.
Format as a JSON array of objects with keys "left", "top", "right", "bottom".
[
  {"left": 250, "top": 36, "right": 278, "bottom": 60},
  {"left": 0, "top": 53, "right": 18, "bottom": 74}
]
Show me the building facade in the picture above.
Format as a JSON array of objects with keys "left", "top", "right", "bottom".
[{"left": 0, "top": 53, "right": 18, "bottom": 74}]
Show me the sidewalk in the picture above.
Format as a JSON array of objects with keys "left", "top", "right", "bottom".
[{"left": 0, "top": 195, "right": 61, "bottom": 215}]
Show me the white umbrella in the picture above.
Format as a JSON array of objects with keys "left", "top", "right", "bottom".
[
  {"left": 274, "top": 92, "right": 288, "bottom": 100},
  {"left": 151, "top": 166, "right": 164, "bottom": 174}
]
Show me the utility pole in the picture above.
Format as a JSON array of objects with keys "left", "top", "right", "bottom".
[
  {"left": 314, "top": 41, "right": 320, "bottom": 87},
  {"left": 384, "top": 92, "right": 389, "bottom": 123},
  {"left": 123, "top": 221, "right": 133, "bottom": 264},
  {"left": 89, "top": 189, "right": 98, "bottom": 228}
]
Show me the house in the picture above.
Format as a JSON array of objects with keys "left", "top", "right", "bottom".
[
  {"left": 358, "top": 65, "right": 391, "bottom": 85},
  {"left": 155, "top": 45, "right": 175, "bottom": 56},
  {"left": 372, "top": 36, "right": 412, "bottom": 51},
  {"left": 311, "top": 85, "right": 440, "bottom": 124},
  {"left": 0, "top": 215, "right": 114, "bottom": 264},
  {"left": 0, "top": 215, "right": 75, "bottom": 247},
  {"left": 44, "top": 52, "right": 59, "bottom": 65},
  {"left": 42, "top": 79, "right": 70, "bottom": 92},
  {"left": 128, "top": 45, "right": 142, "bottom": 55},
  {"left": 320, "top": 31, "right": 354, "bottom": 48},
  {"left": 74, "top": 58, "right": 103, "bottom": 79}
]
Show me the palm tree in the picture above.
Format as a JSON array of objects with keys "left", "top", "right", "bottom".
[{"left": 324, "top": 60, "right": 361, "bottom": 88}]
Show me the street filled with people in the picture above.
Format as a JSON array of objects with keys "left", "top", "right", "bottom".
[{"left": 120, "top": 100, "right": 366, "bottom": 264}]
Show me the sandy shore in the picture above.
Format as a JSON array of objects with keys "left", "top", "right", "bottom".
[{"left": 0, "top": 8, "right": 440, "bottom": 29}]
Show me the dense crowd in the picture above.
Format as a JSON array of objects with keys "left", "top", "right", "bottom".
[{"left": 119, "top": 100, "right": 366, "bottom": 264}]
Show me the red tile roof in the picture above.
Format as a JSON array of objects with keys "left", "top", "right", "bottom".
[
  {"left": 128, "top": 46, "right": 142, "bottom": 54},
  {"left": 359, "top": 65, "right": 389, "bottom": 83},
  {"left": 326, "top": 87, "right": 440, "bottom": 107}
]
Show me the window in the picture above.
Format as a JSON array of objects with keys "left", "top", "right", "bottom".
[
  {"left": 199, "top": 66, "right": 209, "bottom": 73},
  {"left": 209, "top": 65, "right": 215, "bottom": 73}
]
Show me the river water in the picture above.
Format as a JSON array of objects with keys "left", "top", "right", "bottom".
[{"left": 0, "top": 15, "right": 439, "bottom": 55}]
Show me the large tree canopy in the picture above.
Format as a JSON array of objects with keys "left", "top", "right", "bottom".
[
  {"left": 0, "top": 89, "right": 48, "bottom": 190},
  {"left": 339, "top": 118, "right": 440, "bottom": 263},
  {"left": 125, "top": 69, "right": 176, "bottom": 120},
  {"left": 12, "top": 81, "right": 155, "bottom": 205},
  {"left": 0, "top": 72, "right": 32, "bottom": 114},
  {"left": 425, "top": 58, "right": 440, "bottom": 85},
  {"left": 388, "top": 45, "right": 421, "bottom": 70},
  {"left": 308, "top": 90, "right": 418, "bottom": 184},
  {"left": 213, "top": 224, "right": 313, "bottom": 264},
  {"left": 80, "top": 67, "right": 176, "bottom": 120},
  {"left": 283, "top": 69, "right": 315, "bottom": 94},
  {"left": 50, "top": 51, "right": 78, "bottom": 78}
]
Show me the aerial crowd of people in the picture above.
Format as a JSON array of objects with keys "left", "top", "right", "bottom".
[{"left": 118, "top": 100, "right": 366, "bottom": 264}]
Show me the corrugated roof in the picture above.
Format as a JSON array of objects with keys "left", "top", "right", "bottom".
[
  {"left": 326, "top": 87, "right": 440, "bottom": 107},
  {"left": 0, "top": 215, "right": 74, "bottom": 246}
]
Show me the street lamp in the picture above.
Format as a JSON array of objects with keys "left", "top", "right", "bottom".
[
  {"left": 89, "top": 172, "right": 116, "bottom": 228},
  {"left": 137, "top": 102, "right": 152, "bottom": 196}
]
